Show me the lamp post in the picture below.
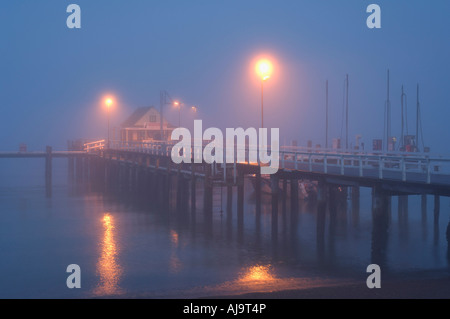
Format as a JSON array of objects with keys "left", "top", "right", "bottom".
[
  {"left": 261, "top": 75, "right": 270, "bottom": 129},
  {"left": 173, "top": 102, "right": 198, "bottom": 127},
  {"left": 105, "top": 98, "right": 113, "bottom": 148},
  {"left": 257, "top": 60, "right": 271, "bottom": 129},
  {"left": 174, "top": 101, "right": 181, "bottom": 127}
]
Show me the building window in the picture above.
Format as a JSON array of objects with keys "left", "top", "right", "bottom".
[{"left": 149, "top": 115, "right": 157, "bottom": 122}]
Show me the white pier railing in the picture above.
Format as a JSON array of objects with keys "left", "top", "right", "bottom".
[
  {"left": 84, "top": 140, "right": 106, "bottom": 152},
  {"left": 107, "top": 140, "right": 450, "bottom": 185}
]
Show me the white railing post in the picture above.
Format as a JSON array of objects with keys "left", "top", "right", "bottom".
[
  {"left": 340, "top": 155, "right": 344, "bottom": 175},
  {"left": 324, "top": 155, "right": 327, "bottom": 174},
  {"left": 308, "top": 154, "right": 312, "bottom": 172},
  {"left": 427, "top": 159, "right": 431, "bottom": 184}
]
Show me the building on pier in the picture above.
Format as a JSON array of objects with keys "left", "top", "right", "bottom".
[{"left": 120, "top": 106, "right": 175, "bottom": 142}]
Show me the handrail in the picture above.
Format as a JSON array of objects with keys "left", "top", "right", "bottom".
[
  {"left": 108, "top": 140, "right": 450, "bottom": 184},
  {"left": 84, "top": 139, "right": 105, "bottom": 152}
]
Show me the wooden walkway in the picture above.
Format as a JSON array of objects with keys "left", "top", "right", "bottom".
[
  {"left": 2, "top": 139, "right": 450, "bottom": 198},
  {"left": 0, "top": 151, "right": 86, "bottom": 158}
]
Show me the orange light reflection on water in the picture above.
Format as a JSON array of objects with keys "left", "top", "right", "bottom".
[
  {"left": 93, "top": 213, "right": 123, "bottom": 296},
  {"left": 177, "top": 263, "right": 347, "bottom": 298},
  {"left": 169, "top": 229, "right": 182, "bottom": 273},
  {"left": 238, "top": 265, "right": 276, "bottom": 283}
]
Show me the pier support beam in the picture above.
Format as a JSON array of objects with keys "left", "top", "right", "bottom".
[
  {"left": 255, "top": 172, "right": 262, "bottom": 236},
  {"left": 76, "top": 155, "right": 83, "bottom": 184},
  {"left": 176, "top": 174, "right": 189, "bottom": 216},
  {"left": 398, "top": 195, "right": 409, "bottom": 240},
  {"left": 83, "top": 156, "right": 89, "bottom": 183},
  {"left": 226, "top": 185, "right": 233, "bottom": 214},
  {"left": 68, "top": 157, "right": 74, "bottom": 184},
  {"left": 45, "top": 146, "right": 52, "bottom": 198},
  {"left": 290, "top": 179, "right": 299, "bottom": 241},
  {"left": 282, "top": 178, "right": 287, "bottom": 213},
  {"left": 290, "top": 179, "right": 298, "bottom": 215},
  {"left": 434, "top": 195, "right": 440, "bottom": 226},
  {"left": 316, "top": 181, "right": 327, "bottom": 247},
  {"left": 255, "top": 171, "right": 261, "bottom": 216},
  {"left": 371, "top": 186, "right": 390, "bottom": 267},
  {"left": 351, "top": 186, "right": 360, "bottom": 227},
  {"left": 164, "top": 169, "right": 171, "bottom": 211},
  {"left": 421, "top": 194, "right": 427, "bottom": 239},
  {"left": 156, "top": 172, "right": 163, "bottom": 209},
  {"left": 203, "top": 165, "right": 213, "bottom": 217},
  {"left": 191, "top": 176, "right": 196, "bottom": 215},
  {"left": 67, "top": 141, "right": 75, "bottom": 184},
  {"left": 191, "top": 164, "right": 196, "bottom": 215},
  {"left": 226, "top": 184, "right": 233, "bottom": 240},
  {"left": 237, "top": 171, "right": 244, "bottom": 242},
  {"left": 270, "top": 174, "right": 279, "bottom": 241},
  {"left": 176, "top": 171, "right": 182, "bottom": 212},
  {"left": 434, "top": 195, "right": 440, "bottom": 244},
  {"left": 398, "top": 196, "right": 408, "bottom": 223},
  {"left": 281, "top": 179, "right": 288, "bottom": 238},
  {"left": 328, "top": 186, "right": 338, "bottom": 238},
  {"left": 149, "top": 169, "right": 156, "bottom": 202}
]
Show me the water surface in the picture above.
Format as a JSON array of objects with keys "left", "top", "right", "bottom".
[{"left": 0, "top": 159, "right": 449, "bottom": 298}]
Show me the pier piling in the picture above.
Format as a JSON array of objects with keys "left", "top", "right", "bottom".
[
  {"left": 45, "top": 146, "right": 52, "bottom": 198},
  {"left": 316, "top": 181, "right": 327, "bottom": 249},
  {"left": 271, "top": 174, "right": 279, "bottom": 241},
  {"left": 371, "top": 186, "right": 390, "bottom": 266}
]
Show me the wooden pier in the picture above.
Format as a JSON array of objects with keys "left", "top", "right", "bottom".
[
  {"left": 1, "top": 139, "right": 450, "bottom": 248},
  {"left": 0, "top": 147, "right": 87, "bottom": 198}
]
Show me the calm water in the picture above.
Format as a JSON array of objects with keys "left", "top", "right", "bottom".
[{"left": 0, "top": 159, "right": 449, "bottom": 298}]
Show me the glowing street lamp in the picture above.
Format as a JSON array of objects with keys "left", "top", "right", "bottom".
[
  {"left": 256, "top": 59, "right": 272, "bottom": 128},
  {"left": 173, "top": 100, "right": 198, "bottom": 127},
  {"left": 105, "top": 98, "right": 113, "bottom": 107}
]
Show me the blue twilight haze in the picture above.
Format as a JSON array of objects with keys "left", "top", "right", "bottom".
[{"left": 0, "top": 1, "right": 449, "bottom": 153}]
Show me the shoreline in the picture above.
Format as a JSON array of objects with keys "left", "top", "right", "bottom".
[{"left": 206, "top": 277, "right": 450, "bottom": 299}]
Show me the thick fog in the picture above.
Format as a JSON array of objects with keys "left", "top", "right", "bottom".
[{"left": 1, "top": 1, "right": 449, "bottom": 154}]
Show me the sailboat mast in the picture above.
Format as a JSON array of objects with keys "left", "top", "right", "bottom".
[
  {"left": 416, "top": 84, "right": 420, "bottom": 152},
  {"left": 326, "top": 80, "right": 329, "bottom": 149},
  {"left": 401, "top": 85, "right": 405, "bottom": 150},
  {"left": 345, "top": 74, "right": 349, "bottom": 150},
  {"left": 386, "top": 69, "right": 391, "bottom": 152}
]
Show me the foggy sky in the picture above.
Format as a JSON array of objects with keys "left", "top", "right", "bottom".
[{"left": 1, "top": 0, "right": 449, "bottom": 153}]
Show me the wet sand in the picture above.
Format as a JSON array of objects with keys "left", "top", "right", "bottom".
[{"left": 209, "top": 277, "right": 450, "bottom": 299}]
